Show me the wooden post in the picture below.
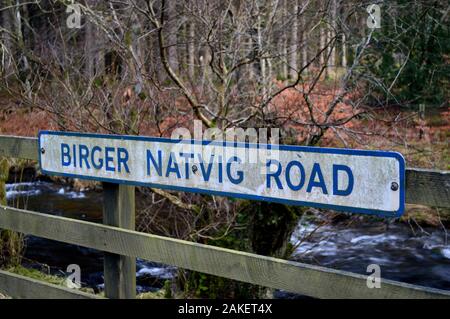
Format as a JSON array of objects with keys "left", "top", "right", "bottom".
[
  {"left": 103, "top": 182, "right": 136, "bottom": 299},
  {"left": 0, "top": 158, "right": 8, "bottom": 206}
]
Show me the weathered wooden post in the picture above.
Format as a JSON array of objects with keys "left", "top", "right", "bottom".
[
  {"left": 0, "top": 158, "right": 10, "bottom": 265},
  {"left": 0, "top": 158, "right": 23, "bottom": 267},
  {"left": 103, "top": 183, "right": 136, "bottom": 299},
  {"left": 0, "top": 158, "right": 8, "bottom": 206}
]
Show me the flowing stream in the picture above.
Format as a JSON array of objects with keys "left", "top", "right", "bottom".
[
  {"left": 6, "top": 181, "right": 176, "bottom": 294},
  {"left": 5, "top": 181, "right": 450, "bottom": 296},
  {"left": 290, "top": 218, "right": 450, "bottom": 290}
]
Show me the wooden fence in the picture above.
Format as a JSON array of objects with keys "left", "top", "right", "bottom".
[{"left": 0, "top": 135, "right": 449, "bottom": 299}]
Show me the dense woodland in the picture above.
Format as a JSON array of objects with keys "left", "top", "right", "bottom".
[
  {"left": 1, "top": 1, "right": 447, "bottom": 134},
  {"left": 0, "top": 0, "right": 448, "bottom": 298}
]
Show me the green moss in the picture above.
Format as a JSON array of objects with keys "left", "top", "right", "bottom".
[
  {"left": 276, "top": 74, "right": 287, "bottom": 81},
  {"left": 5, "top": 265, "right": 65, "bottom": 286},
  {"left": 238, "top": 201, "right": 302, "bottom": 258},
  {"left": 163, "top": 280, "right": 172, "bottom": 298},
  {"left": 5, "top": 265, "right": 97, "bottom": 296},
  {"left": 0, "top": 158, "right": 8, "bottom": 182},
  {"left": 136, "top": 289, "right": 166, "bottom": 299},
  {"left": 1, "top": 158, "right": 24, "bottom": 268}
]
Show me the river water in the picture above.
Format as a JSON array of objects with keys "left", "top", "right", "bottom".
[
  {"left": 6, "top": 181, "right": 177, "bottom": 294},
  {"left": 5, "top": 181, "right": 450, "bottom": 296}
]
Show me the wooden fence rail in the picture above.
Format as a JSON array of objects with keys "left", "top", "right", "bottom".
[
  {"left": 0, "top": 135, "right": 449, "bottom": 299},
  {"left": 1, "top": 206, "right": 449, "bottom": 299},
  {"left": 0, "top": 270, "right": 102, "bottom": 299}
]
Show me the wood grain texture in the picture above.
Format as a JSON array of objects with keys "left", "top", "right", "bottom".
[
  {"left": 405, "top": 168, "right": 450, "bottom": 208},
  {"left": 1, "top": 206, "right": 449, "bottom": 299},
  {"left": 103, "top": 183, "right": 136, "bottom": 299},
  {"left": 0, "top": 270, "right": 100, "bottom": 299},
  {"left": 0, "top": 136, "right": 38, "bottom": 161},
  {"left": 0, "top": 136, "right": 449, "bottom": 207}
]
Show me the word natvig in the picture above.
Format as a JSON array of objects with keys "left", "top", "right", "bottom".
[{"left": 60, "top": 143, "right": 354, "bottom": 195}]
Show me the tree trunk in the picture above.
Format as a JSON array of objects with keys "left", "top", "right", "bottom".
[
  {"left": 187, "top": 21, "right": 195, "bottom": 79},
  {"left": 329, "top": 0, "right": 337, "bottom": 71},
  {"left": 289, "top": 0, "right": 298, "bottom": 80},
  {"left": 0, "top": 158, "right": 23, "bottom": 268},
  {"left": 257, "top": 14, "right": 267, "bottom": 97},
  {"left": 341, "top": 32, "right": 347, "bottom": 68},
  {"left": 95, "top": 24, "right": 105, "bottom": 76},
  {"left": 246, "top": 37, "right": 255, "bottom": 80},
  {"left": 281, "top": 34, "right": 288, "bottom": 79},
  {"left": 326, "top": 29, "right": 331, "bottom": 77},
  {"left": 280, "top": 0, "right": 288, "bottom": 80},
  {"left": 301, "top": 14, "right": 308, "bottom": 73},
  {"left": 166, "top": 0, "right": 178, "bottom": 73},
  {"left": 13, "top": 0, "right": 29, "bottom": 74},
  {"left": 319, "top": 26, "right": 325, "bottom": 68},
  {"left": 84, "top": 3, "right": 95, "bottom": 78},
  {"left": 1, "top": 0, "right": 13, "bottom": 77}
]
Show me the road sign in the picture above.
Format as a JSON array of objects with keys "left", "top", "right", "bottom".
[{"left": 39, "top": 131, "right": 405, "bottom": 217}]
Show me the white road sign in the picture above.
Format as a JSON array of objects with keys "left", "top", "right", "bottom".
[{"left": 39, "top": 131, "right": 405, "bottom": 217}]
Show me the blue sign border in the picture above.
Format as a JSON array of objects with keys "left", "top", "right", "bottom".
[{"left": 38, "top": 130, "right": 406, "bottom": 217}]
